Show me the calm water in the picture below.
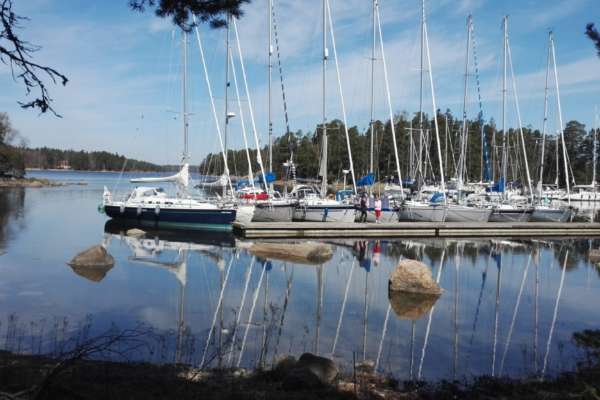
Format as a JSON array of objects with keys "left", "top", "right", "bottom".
[{"left": 1, "top": 170, "right": 600, "bottom": 382}]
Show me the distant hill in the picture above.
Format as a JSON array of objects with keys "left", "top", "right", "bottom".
[{"left": 22, "top": 146, "right": 165, "bottom": 172}]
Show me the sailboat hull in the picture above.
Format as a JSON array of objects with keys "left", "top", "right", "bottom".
[
  {"left": 252, "top": 203, "right": 294, "bottom": 222},
  {"left": 293, "top": 205, "right": 356, "bottom": 222},
  {"left": 398, "top": 204, "right": 446, "bottom": 222},
  {"left": 445, "top": 205, "right": 492, "bottom": 222},
  {"left": 104, "top": 205, "right": 236, "bottom": 230},
  {"left": 530, "top": 207, "right": 572, "bottom": 222},
  {"left": 489, "top": 208, "right": 533, "bottom": 222}
]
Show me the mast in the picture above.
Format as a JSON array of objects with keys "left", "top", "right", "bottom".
[
  {"left": 224, "top": 13, "right": 232, "bottom": 197},
  {"left": 369, "top": 0, "right": 376, "bottom": 194},
  {"left": 592, "top": 108, "right": 598, "bottom": 187},
  {"left": 538, "top": 32, "right": 552, "bottom": 200},
  {"left": 458, "top": 15, "right": 472, "bottom": 191},
  {"left": 501, "top": 16, "right": 508, "bottom": 201},
  {"left": 268, "top": 0, "right": 273, "bottom": 183},
  {"left": 182, "top": 31, "right": 189, "bottom": 164},
  {"left": 550, "top": 32, "right": 571, "bottom": 204},
  {"left": 422, "top": 0, "right": 446, "bottom": 200},
  {"left": 320, "top": 0, "right": 328, "bottom": 198},
  {"left": 418, "top": 0, "right": 425, "bottom": 184}
]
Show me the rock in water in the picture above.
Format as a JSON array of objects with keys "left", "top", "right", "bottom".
[
  {"left": 248, "top": 242, "right": 333, "bottom": 265},
  {"left": 126, "top": 228, "right": 145, "bottom": 238},
  {"left": 589, "top": 248, "right": 600, "bottom": 263},
  {"left": 296, "top": 353, "right": 338, "bottom": 384},
  {"left": 389, "top": 259, "right": 443, "bottom": 295},
  {"left": 388, "top": 289, "right": 440, "bottom": 320},
  {"left": 67, "top": 245, "right": 114, "bottom": 282}
]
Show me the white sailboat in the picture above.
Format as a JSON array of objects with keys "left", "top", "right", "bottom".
[
  {"left": 531, "top": 32, "right": 572, "bottom": 222},
  {"left": 291, "top": 0, "right": 355, "bottom": 223},
  {"left": 488, "top": 17, "right": 532, "bottom": 222}
]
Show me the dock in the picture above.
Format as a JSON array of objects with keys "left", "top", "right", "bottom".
[{"left": 233, "top": 222, "right": 600, "bottom": 239}]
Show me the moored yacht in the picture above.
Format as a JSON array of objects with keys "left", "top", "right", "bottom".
[{"left": 290, "top": 185, "right": 355, "bottom": 223}]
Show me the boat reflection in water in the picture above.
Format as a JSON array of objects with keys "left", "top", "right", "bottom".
[{"left": 59, "top": 227, "right": 600, "bottom": 382}]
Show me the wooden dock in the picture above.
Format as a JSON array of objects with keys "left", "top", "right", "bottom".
[{"left": 233, "top": 222, "right": 600, "bottom": 239}]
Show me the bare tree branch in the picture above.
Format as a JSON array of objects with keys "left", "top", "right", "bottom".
[{"left": 0, "top": 0, "right": 68, "bottom": 116}]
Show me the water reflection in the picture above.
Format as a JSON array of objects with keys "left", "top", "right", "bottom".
[
  {"left": 1, "top": 200, "right": 599, "bottom": 382},
  {"left": 0, "top": 188, "right": 25, "bottom": 252}
]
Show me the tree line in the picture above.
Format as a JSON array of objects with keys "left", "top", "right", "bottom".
[{"left": 199, "top": 110, "right": 599, "bottom": 189}]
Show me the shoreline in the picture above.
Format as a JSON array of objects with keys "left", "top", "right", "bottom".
[{"left": 0, "top": 177, "right": 86, "bottom": 188}]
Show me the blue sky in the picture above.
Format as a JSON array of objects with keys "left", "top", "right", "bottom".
[{"left": 1, "top": 0, "right": 599, "bottom": 165}]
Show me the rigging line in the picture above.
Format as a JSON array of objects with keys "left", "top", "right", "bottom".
[
  {"left": 417, "top": 248, "right": 446, "bottom": 380},
  {"left": 271, "top": 264, "right": 295, "bottom": 365},
  {"left": 375, "top": 303, "right": 392, "bottom": 372},
  {"left": 471, "top": 18, "right": 490, "bottom": 182},
  {"left": 375, "top": 1, "right": 404, "bottom": 193},
  {"left": 229, "top": 44, "right": 255, "bottom": 188},
  {"left": 227, "top": 256, "right": 256, "bottom": 366},
  {"left": 271, "top": 0, "right": 291, "bottom": 136},
  {"left": 540, "top": 249, "right": 568, "bottom": 380},
  {"left": 200, "top": 253, "right": 234, "bottom": 368},
  {"left": 507, "top": 41, "right": 534, "bottom": 203},
  {"left": 232, "top": 18, "right": 270, "bottom": 194},
  {"left": 499, "top": 252, "right": 532, "bottom": 375},
  {"left": 331, "top": 259, "right": 356, "bottom": 356},
  {"left": 237, "top": 262, "right": 267, "bottom": 368},
  {"left": 325, "top": 0, "right": 357, "bottom": 194},
  {"left": 193, "top": 18, "right": 234, "bottom": 195}
]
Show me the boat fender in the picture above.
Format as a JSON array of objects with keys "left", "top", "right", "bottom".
[
  {"left": 155, "top": 205, "right": 160, "bottom": 216},
  {"left": 120, "top": 205, "right": 125, "bottom": 214},
  {"left": 137, "top": 205, "right": 142, "bottom": 216}
]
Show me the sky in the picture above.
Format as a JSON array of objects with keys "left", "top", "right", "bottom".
[{"left": 1, "top": 0, "right": 599, "bottom": 166}]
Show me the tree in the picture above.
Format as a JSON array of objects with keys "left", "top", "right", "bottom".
[
  {"left": 129, "top": 0, "right": 251, "bottom": 29},
  {"left": 0, "top": 0, "right": 68, "bottom": 115},
  {"left": 586, "top": 23, "right": 600, "bottom": 58}
]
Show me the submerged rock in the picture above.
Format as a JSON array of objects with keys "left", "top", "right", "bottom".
[
  {"left": 388, "top": 259, "right": 443, "bottom": 295},
  {"left": 126, "top": 228, "right": 146, "bottom": 238},
  {"left": 281, "top": 353, "right": 338, "bottom": 390},
  {"left": 247, "top": 242, "right": 333, "bottom": 265},
  {"left": 67, "top": 245, "right": 114, "bottom": 282},
  {"left": 388, "top": 289, "right": 440, "bottom": 320},
  {"left": 589, "top": 248, "right": 600, "bottom": 263}
]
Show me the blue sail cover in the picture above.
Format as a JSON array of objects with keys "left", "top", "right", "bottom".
[
  {"left": 258, "top": 172, "right": 276, "bottom": 184},
  {"left": 357, "top": 173, "right": 375, "bottom": 187},
  {"left": 430, "top": 192, "right": 445, "bottom": 203},
  {"left": 487, "top": 177, "right": 505, "bottom": 193}
]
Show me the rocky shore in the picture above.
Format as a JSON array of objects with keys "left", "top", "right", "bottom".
[
  {"left": 0, "top": 177, "right": 86, "bottom": 188},
  {"left": 1, "top": 329, "right": 599, "bottom": 400}
]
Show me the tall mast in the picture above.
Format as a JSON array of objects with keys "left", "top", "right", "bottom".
[
  {"left": 182, "top": 31, "right": 189, "bottom": 163},
  {"left": 592, "top": 107, "right": 598, "bottom": 187},
  {"left": 538, "top": 32, "right": 552, "bottom": 200},
  {"left": 224, "top": 13, "right": 231, "bottom": 196},
  {"left": 501, "top": 16, "right": 508, "bottom": 200},
  {"left": 550, "top": 32, "right": 571, "bottom": 204},
  {"left": 369, "top": 0, "right": 376, "bottom": 192},
  {"left": 418, "top": 0, "right": 425, "bottom": 183},
  {"left": 268, "top": 0, "right": 273, "bottom": 179},
  {"left": 320, "top": 0, "right": 328, "bottom": 198},
  {"left": 458, "top": 15, "right": 472, "bottom": 190}
]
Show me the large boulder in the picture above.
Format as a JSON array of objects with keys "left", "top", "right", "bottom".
[
  {"left": 247, "top": 242, "right": 333, "bottom": 265},
  {"left": 67, "top": 245, "right": 114, "bottom": 282},
  {"left": 388, "top": 290, "right": 440, "bottom": 320},
  {"left": 280, "top": 353, "right": 338, "bottom": 390},
  {"left": 388, "top": 259, "right": 443, "bottom": 295}
]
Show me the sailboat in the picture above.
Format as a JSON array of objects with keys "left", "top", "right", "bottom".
[
  {"left": 445, "top": 15, "right": 491, "bottom": 223},
  {"left": 291, "top": 0, "right": 355, "bottom": 223},
  {"left": 488, "top": 17, "right": 533, "bottom": 222},
  {"left": 531, "top": 32, "right": 572, "bottom": 222},
  {"left": 102, "top": 31, "right": 237, "bottom": 230}
]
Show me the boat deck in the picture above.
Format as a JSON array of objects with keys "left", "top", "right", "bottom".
[{"left": 233, "top": 221, "right": 600, "bottom": 239}]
